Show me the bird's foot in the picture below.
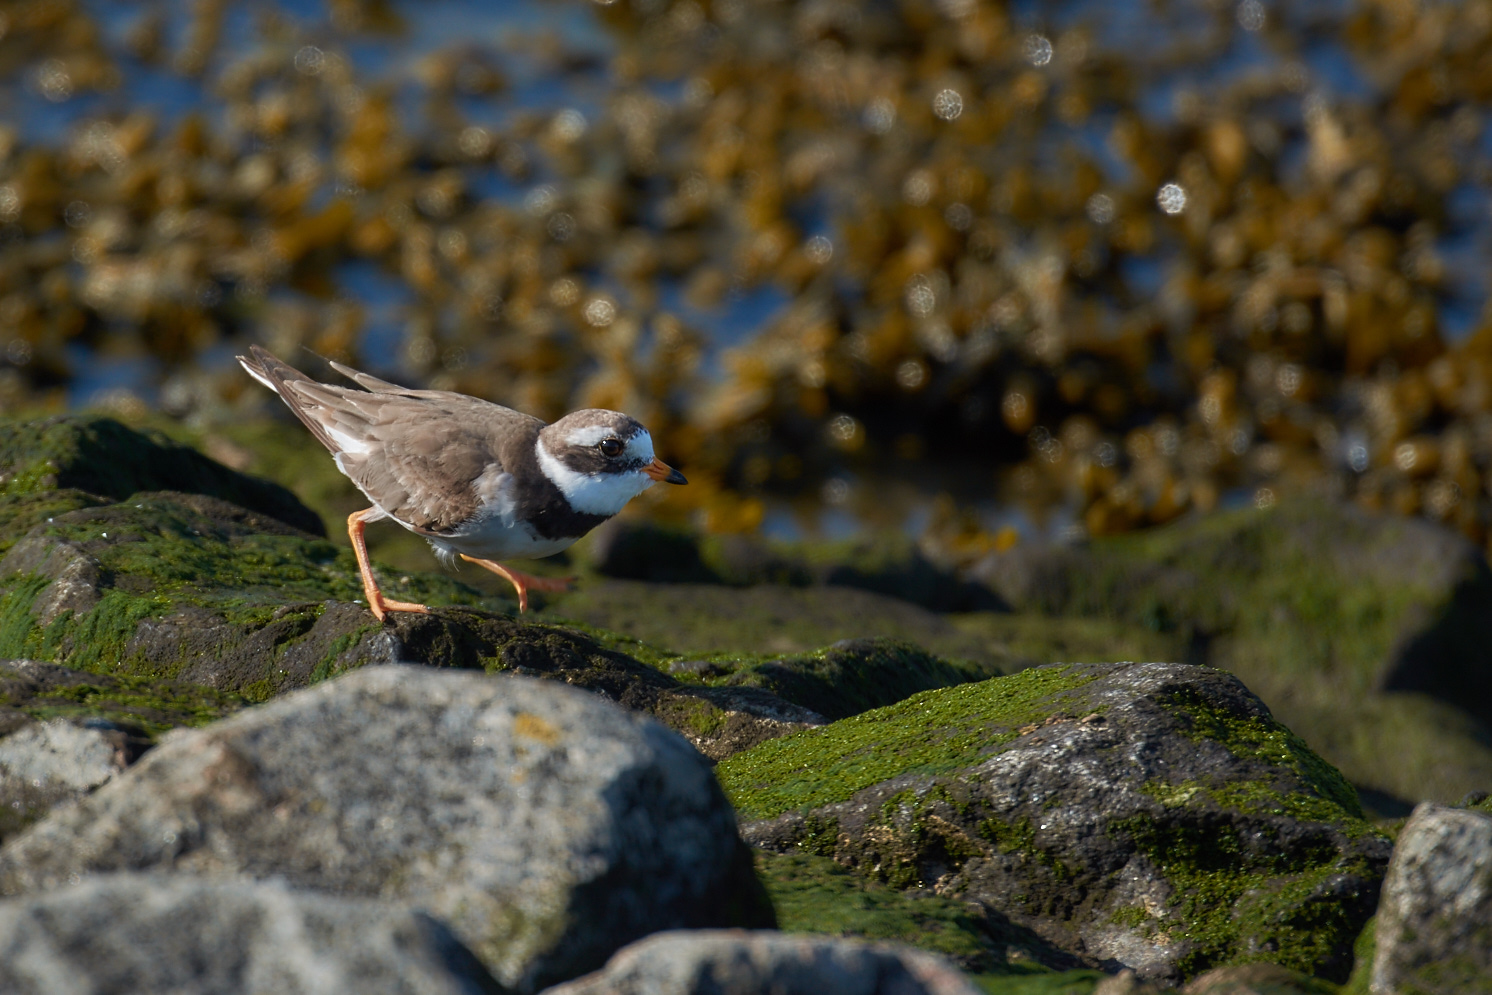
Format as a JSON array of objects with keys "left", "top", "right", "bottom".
[{"left": 366, "top": 596, "right": 430, "bottom": 623}]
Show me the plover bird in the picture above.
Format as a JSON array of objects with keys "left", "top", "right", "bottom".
[{"left": 237, "top": 346, "right": 687, "bottom": 619}]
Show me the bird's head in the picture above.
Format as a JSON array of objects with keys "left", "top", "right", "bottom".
[{"left": 536, "top": 410, "right": 687, "bottom": 516}]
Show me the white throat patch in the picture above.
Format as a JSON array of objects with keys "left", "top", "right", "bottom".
[{"left": 536, "top": 439, "right": 654, "bottom": 516}]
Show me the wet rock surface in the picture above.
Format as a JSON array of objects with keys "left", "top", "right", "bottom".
[
  {"left": 1370, "top": 802, "right": 1492, "bottom": 995},
  {"left": 0, "top": 873, "right": 503, "bottom": 995},
  {"left": 0, "top": 666, "right": 772, "bottom": 992},
  {"left": 539, "top": 929, "right": 983, "bottom": 995},
  {"left": 727, "top": 662, "right": 1391, "bottom": 987}
]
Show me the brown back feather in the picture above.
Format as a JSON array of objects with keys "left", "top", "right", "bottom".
[{"left": 238, "top": 346, "right": 543, "bottom": 532}]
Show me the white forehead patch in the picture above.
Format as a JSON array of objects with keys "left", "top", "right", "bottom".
[{"left": 565, "top": 424, "right": 624, "bottom": 448}]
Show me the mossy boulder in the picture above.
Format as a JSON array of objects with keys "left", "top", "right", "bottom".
[
  {"left": 0, "top": 416, "right": 324, "bottom": 546},
  {"left": 723, "top": 661, "right": 1391, "bottom": 987},
  {"left": 972, "top": 500, "right": 1492, "bottom": 808}
]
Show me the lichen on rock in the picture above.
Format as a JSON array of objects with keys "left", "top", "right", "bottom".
[{"left": 724, "top": 661, "right": 1391, "bottom": 986}]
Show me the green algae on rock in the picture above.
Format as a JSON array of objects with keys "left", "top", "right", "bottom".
[
  {"left": 725, "top": 661, "right": 1391, "bottom": 987},
  {"left": 757, "top": 849, "right": 1108, "bottom": 986},
  {"left": 973, "top": 499, "right": 1492, "bottom": 808},
  {"left": 0, "top": 416, "right": 325, "bottom": 542},
  {"left": 546, "top": 577, "right": 1016, "bottom": 666},
  {"left": 668, "top": 637, "right": 994, "bottom": 722},
  {"left": 0, "top": 658, "right": 241, "bottom": 739},
  {"left": 547, "top": 568, "right": 1188, "bottom": 677}
]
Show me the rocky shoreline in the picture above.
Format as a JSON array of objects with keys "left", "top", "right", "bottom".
[{"left": 1, "top": 415, "right": 1489, "bottom": 993}]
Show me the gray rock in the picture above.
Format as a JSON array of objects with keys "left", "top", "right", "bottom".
[
  {"left": 0, "top": 719, "right": 123, "bottom": 792},
  {"left": 0, "top": 712, "right": 147, "bottom": 846},
  {"left": 0, "top": 872, "right": 502, "bottom": 995},
  {"left": 0, "top": 718, "right": 125, "bottom": 847},
  {"left": 732, "top": 662, "right": 1390, "bottom": 986},
  {"left": 0, "top": 536, "right": 102, "bottom": 623},
  {"left": 0, "top": 666, "right": 772, "bottom": 992},
  {"left": 539, "top": 929, "right": 984, "bottom": 995},
  {"left": 1371, "top": 802, "right": 1492, "bottom": 994},
  {"left": 0, "top": 659, "right": 241, "bottom": 844}
]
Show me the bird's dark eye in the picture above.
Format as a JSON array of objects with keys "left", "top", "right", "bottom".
[{"left": 598, "top": 438, "right": 624, "bottom": 458}]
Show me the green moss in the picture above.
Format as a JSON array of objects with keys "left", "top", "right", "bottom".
[
  {"left": 1106, "top": 906, "right": 1154, "bottom": 930},
  {"left": 1059, "top": 502, "right": 1427, "bottom": 667},
  {"left": 718, "top": 665, "right": 1098, "bottom": 821},
  {"left": 757, "top": 849, "right": 993, "bottom": 965},
  {"left": 793, "top": 815, "right": 842, "bottom": 857},
  {"left": 1108, "top": 814, "right": 1381, "bottom": 978},
  {"left": 692, "top": 639, "right": 984, "bottom": 720},
  {"left": 980, "top": 815, "right": 1039, "bottom": 856},
  {"left": 0, "top": 490, "right": 108, "bottom": 557},
  {"left": 1338, "top": 917, "right": 1374, "bottom": 995},
  {"left": 1202, "top": 781, "right": 1361, "bottom": 831},
  {"left": 757, "top": 848, "right": 1107, "bottom": 994},
  {"left": 2, "top": 668, "right": 244, "bottom": 740},
  {"left": 946, "top": 611, "right": 1189, "bottom": 670},
  {"left": 55, "top": 588, "right": 171, "bottom": 674},
  {"left": 679, "top": 697, "right": 727, "bottom": 738},
  {"left": 1161, "top": 687, "right": 1364, "bottom": 820},
  {"left": 238, "top": 679, "right": 275, "bottom": 703},
  {"left": 544, "top": 577, "right": 1016, "bottom": 673},
  {"left": 24, "top": 677, "right": 241, "bottom": 737},
  {"left": 859, "top": 786, "right": 986, "bottom": 889},
  {"left": 0, "top": 489, "right": 503, "bottom": 680},
  {"left": 0, "top": 574, "right": 48, "bottom": 658},
  {"left": 150, "top": 416, "right": 447, "bottom": 575},
  {"left": 308, "top": 627, "right": 378, "bottom": 684}
]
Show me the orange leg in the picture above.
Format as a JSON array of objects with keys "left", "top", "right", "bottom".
[
  {"left": 459, "top": 555, "right": 573, "bottom": 613},
  {"left": 347, "top": 509, "right": 430, "bottom": 622}
]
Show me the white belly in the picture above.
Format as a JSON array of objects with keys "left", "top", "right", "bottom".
[{"left": 426, "top": 519, "right": 579, "bottom": 562}]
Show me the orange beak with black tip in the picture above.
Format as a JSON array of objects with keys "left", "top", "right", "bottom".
[{"left": 643, "top": 457, "right": 688, "bottom": 485}]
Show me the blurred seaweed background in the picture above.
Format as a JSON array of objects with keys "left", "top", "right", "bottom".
[{"left": 3, "top": 0, "right": 1492, "bottom": 557}]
